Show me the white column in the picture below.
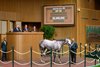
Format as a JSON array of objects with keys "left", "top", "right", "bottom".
[{"left": 1, "top": 21, "right": 7, "bottom": 34}]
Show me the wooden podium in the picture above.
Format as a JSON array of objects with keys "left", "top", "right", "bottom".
[{"left": 7, "top": 32, "right": 43, "bottom": 62}]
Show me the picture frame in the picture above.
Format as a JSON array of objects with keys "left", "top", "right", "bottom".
[
  {"left": 43, "top": 4, "right": 75, "bottom": 26},
  {"left": 86, "top": 25, "right": 100, "bottom": 42}
]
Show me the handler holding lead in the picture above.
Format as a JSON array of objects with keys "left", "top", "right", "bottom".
[{"left": 70, "top": 38, "right": 78, "bottom": 63}]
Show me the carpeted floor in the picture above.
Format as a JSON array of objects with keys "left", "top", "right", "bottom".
[{"left": 0, "top": 55, "right": 99, "bottom": 67}]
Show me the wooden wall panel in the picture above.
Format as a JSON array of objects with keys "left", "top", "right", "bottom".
[
  {"left": 76, "top": 0, "right": 99, "bottom": 46},
  {"left": 0, "top": 0, "right": 77, "bottom": 41},
  {"left": 0, "top": 0, "right": 99, "bottom": 53},
  {"left": 0, "top": 0, "right": 76, "bottom": 21},
  {"left": 0, "top": 21, "right": 1, "bottom": 33},
  {"left": 43, "top": 0, "right": 75, "bottom": 5},
  {"left": 7, "top": 32, "right": 43, "bottom": 61},
  {"left": 80, "top": 0, "right": 89, "bottom": 8},
  {"left": 79, "top": 0, "right": 95, "bottom": 9},
  {"left": 0, "top": 34, "right": 1, "bottom": 44},
  {"left": 0, "top": 34, "right": 1, "bottom": 60},
  {"left": 0, "top": 0, "right": 42, "bottom": 21},
  {"left": 96, "top": 11, "right": 100, "bottom": 21},
  {"left": 54, "top": 26, "right": 77, "bottom": 40},
  {"left": 89, "top": 0, "right": 95, "bottom": 9},
  {"left": 77, "top": 9, "right": 100, "bottom": 45}
]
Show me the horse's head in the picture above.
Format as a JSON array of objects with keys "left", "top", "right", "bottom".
[{"left": 65, "top": 38, "right": 71, "bottom": 46}]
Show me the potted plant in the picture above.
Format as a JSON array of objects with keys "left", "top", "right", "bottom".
[{"left": 40, "top": 25, "right": 55, "bottom": 39}]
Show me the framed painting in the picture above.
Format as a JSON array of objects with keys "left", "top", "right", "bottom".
[
  {"left": 43, "top": 4, "right": 75, "bottom": 26},
  {"left": 86, "top": 25, "right": 100, "bottom": 42}
]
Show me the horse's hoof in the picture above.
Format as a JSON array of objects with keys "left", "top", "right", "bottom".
[
  {"left": 43, "top": 53, "right": 46, "bottom": 55},
  {"left": 53, "top": 60, "right": 55, "bottom": 62},
  {"left": 40, "top": 59, "right": 45, "bottom": 63},
  {"left": 58, "top": 60, "right": 62, "bottom": 64},
  {"left": 59, "top": 61, "right": 62, "bottom": 64}
]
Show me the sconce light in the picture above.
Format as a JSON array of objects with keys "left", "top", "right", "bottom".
[
  {"left": 77, "top": 8, "right": 80, "bottom": 12},
  {"left": 85, "top": 44, "right": 87, "bottom": 46}
]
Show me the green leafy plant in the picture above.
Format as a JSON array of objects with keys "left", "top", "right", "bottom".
[
  {"left": 40, "top": 25, "right": 55, "bottom": 39},
  {"left": 89, "top": 63, "right": 100, "bottom": 67}
]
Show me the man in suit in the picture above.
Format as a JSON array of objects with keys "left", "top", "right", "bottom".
[
  {"left": 1, "top": 37, "right": 7, "bottom": 61},
  {"left": 23, "top": 24, "right": 29, "bottom": 32},
  {"left": 13, "top": 24, "right": 21, "bottom": 32},
  {"left": 70, "top": 38, "right": 78, "bottom": 63}
]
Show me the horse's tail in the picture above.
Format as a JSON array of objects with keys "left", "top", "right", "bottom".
[
  {"left": 39, "top": 40, "right": 44, "bottom": 56},
  {"left": 39, "top": 40, "right": 44, "bottom": 48}
]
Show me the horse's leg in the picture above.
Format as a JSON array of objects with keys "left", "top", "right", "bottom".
[
  {"left": 58, "top": 50, "right": 62, "bottom": 63},
  {"left": 43, "top": 48, "right": 48, "bottom": 55},
  {"left": 40, "top": 48, "right": 46, "bottom": 63},
  {"left": 53, "top": 50, "right": 56, "bottom": 62},
  {"left": 39, "top": 46, "right": 45, "bottom": 63}
]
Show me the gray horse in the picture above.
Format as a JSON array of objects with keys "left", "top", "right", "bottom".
[{"left": 39, "top": 38, "right": 71, "bottom": 63}]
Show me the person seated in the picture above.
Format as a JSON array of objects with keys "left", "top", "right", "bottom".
[
  {"left": 32, "top": 26, "right": 36, "bottom": 32},
  {"left": 23, "top": 24, "right": 29, "bottom": 32},
  {"left": 13, "top": 24, "right": 21, "bottom": 32}
]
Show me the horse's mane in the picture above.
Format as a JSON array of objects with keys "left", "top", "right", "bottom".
[
  {"left": 55, "top": 39, "right": 65, "bottom": 41},
  {"left": 44, "top": 39, "right": 65, "bottom": 41}
]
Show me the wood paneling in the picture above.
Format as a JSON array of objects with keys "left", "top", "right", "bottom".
[
  {"left": 0, "top": 0, "right": 76, "bottom": 21},
  {"left": 7, "top": 32, "right": 43, "bottom": 61},
  {"left": 54, "top": 26, "right": 77, "bottom": 40},
  {"left": 79, "top": 0, "right": 95, "bottom": 9},
  {"left": 0, "top": 34, "right": 1, "bottom": 60},
  {"left": 76, "top": 0, "right": 100, "bottom": 53},
  {"left": 77, "top": 8, "right": 100, "bottom": 45},
  {"left": 0, "top": 0, "right": 42, "bottom": 21},
  {"left": 0, "top": 0, "right": 100, "bottom": 56}
]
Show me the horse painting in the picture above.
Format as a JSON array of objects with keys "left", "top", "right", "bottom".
[{"left": 39, "top": 38, "right": 71, "bottom": 63}]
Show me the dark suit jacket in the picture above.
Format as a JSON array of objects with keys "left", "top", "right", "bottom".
[
  {"left": 13, "top": 28, "right": 21, "bottom": 32},
  {"left": 23, "top": 28, "right": 29, "bottom": 32},
  {"left": 1, "top": 41, "right": 7, "bottom": 52},
  {"left": 71, "top": 42, "right": 78, "bottom": 52}
]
